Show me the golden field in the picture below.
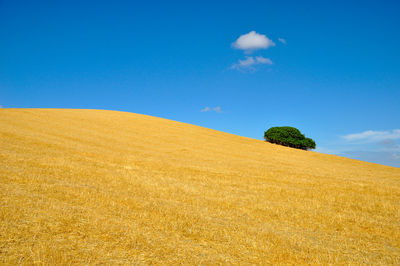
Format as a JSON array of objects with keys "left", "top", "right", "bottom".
[{"left": 1, "top": 108, "right": 399, "bottom": 264}]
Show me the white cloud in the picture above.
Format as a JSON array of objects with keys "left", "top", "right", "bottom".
[
  {"left": 335, "top": 129, "right": 400, "bottom": 167},
  {"left": 237, "top": 56, "right": 256, "bottom": 66},
  {"left": 232, "top": 31, "right": 275, "bottom": 52},
  {"left": 213, "top": 106, "right": 222, "bottom": 113},
  {"left": 278, "top": 38, "right": 287, "bottom": 44},
  {"left": 255, "top": 56, "right": 273, "bottom": 64},
  {"left": 343, "top": 129, "right": 400, "bottom": 142},
  {"left": 201, "top": 106, "right": 223, "bottom": 113},
  {"left": 231, "top": 56, "right": 273, "bottom": 71}
]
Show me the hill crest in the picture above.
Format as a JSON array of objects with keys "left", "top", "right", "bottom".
[{"left": 1, "top": 108, "right": 399, "bottom": 264}]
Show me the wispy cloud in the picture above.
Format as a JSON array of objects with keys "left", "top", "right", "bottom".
[
  {"left": 278, "top": 38, "right": 287, "bottom": 45},
  {"left": 201, "top": 106, "right": 223, "bottom": 113},
  {"left": 343, "top": 129, "right": 400, "bottom": 142},
  {"left": 255, "top": 56, "right": 273, "bottom": 64},
  {"left": 213, "top": 107, "right": 222, "bottom": 113},
  {"left": 338, "top": 129, "right": 400, "bottom": 167},
  {"left": 315, "top": 130, "right": 400, "bottom": 167},
  {"left": 232, "top": 31, "right": 275, "bottom": 52},
  {"left": 234, "top": 56, "right": 256, "bottom": 67},
  {"left": 339, "top": 150, "right": 400, "bottom": 167},
  {"left": 231, "top": 56, "right": 273, "bottom": 71}
]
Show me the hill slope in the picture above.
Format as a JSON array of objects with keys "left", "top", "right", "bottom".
[{"left": 1, "top": 109, "right": 399, "bottom": 264}]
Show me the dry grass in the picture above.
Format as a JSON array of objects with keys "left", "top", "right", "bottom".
[{"left": 0, "top": 108, "right": 399, "bottom": 264}]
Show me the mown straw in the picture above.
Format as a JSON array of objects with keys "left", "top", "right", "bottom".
[{"left": 1, "top": 108, "right": 399, "bottom": 264}]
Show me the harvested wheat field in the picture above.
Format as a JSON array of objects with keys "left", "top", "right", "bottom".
[{"left": 0, "top": 108, "right": 399, "bottom": 264}]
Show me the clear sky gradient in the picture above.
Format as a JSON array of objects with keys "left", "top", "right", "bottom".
[{"left": 1, "top": 0, "right": 399, "bottom": 167}]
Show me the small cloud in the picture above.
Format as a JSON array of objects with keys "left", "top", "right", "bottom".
[
  {"left": 343, "top": 129, "right": 400, "bottom": 142},
  {"left": 278, "top": 38, "right": 287, "bottom": 44},
  {"left": 237, "top": 56, "right": 256, "bottom": 67},
  {"left": 231, "top": 56, "right": 273, "bottom": 71},
  {"left": 200, "top": 106, "right": 223, "bottom": 113},
  {"left": 213, "top": 107, "right": 222, "bottom": 113},
  {"left": 200, "top": 107, "right": 211, "bottom": 112},
  {"left": 255, "top": 56, "right": 273, "bottom": 64},
  {"left": 232, "top": 31, "right": 275, "bottom": 52}
]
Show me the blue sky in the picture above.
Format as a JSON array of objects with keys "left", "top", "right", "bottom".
[{"left": 1, "top": 0, "right": 399, "bottom": 167}]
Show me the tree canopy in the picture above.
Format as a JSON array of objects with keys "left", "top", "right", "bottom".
[{"left": 264, "top": 126, "right": 316, "bottom": 150}]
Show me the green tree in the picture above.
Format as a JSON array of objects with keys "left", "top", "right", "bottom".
[{"left": 264, "top": 126, "right": 316, "bottom": 150}]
